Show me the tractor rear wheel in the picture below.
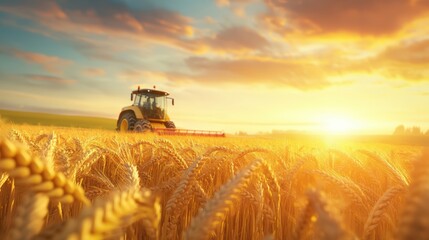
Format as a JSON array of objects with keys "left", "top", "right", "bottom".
[
  {"left": 134, "top": 120, "right": 152, "bottom": 133},
  {"left": 118, "top": 112, "right": 137, "bottom": 132},
  {"left": 165, "top": 121, "right": 176, "bottom": 129}
]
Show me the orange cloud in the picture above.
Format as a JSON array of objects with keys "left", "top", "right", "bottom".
[
  {"left": 177, "top": 57, "right": 331, "bottom": 90},
  {"left": 1, "top": 47, "right": 71, "bottom": 74},
  {"left": 264, "top": 0, "right": 429, "bottom": 35},
  {"left": 84, "top": 68, "right": 105, "bottom": 77},
  {"left": 380, "top": 39, "right": 429, "bottom": 65},
  {"left": 216, "top": 0, "right": 253, "bottom": 7},
  {"left": 377, "top": 40, "right": 429, "bottom": 81},
  {"left": 24, "top": 74, "right": 75, "bottom": 85},
  {"left": 0, "top": 0, "right": 67, "bottom": 20},
  {"left": 203, "top": 26, "right": 270, "bottom": 53},
  {"left": 343, "top": 39, "right": 429, "bottom": 82},
  {"left": 119, "top": 69, "right": 170, "bottom": 85}
]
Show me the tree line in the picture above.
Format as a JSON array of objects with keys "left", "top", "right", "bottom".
[{"left": 393, "top": 125, "right": 429, "bottom": 135}]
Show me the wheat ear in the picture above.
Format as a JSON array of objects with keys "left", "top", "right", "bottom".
[
  {"left": 358, "top": 150, "right": 409, "bottom": 186},
  {"left": 293, "top": 194, "right": 316, "bottom": 240},
  {"left": 123, "top": 162, "right": 141, "bottom": 189},
  {"left": 10, "top": 193, "right": 49, "bottom": 240},
  {"left": 314, "top": 170, "right": 366, "bottom": 206},
  {"left": 162, "top": 156, "right": 208, "bottom": 239},
  {"left": 396, "top": 150, "right": 429, "bottom": 240},
  {"left": 363, "top": 185, "right": 404, "bottom": 239},
  {"left": 307, "top": 190, "right": 350, "bottom": 240},
  {"left": 42, "top": 133, "right": 57, "bottom": 172},
  {"left": 56, "top": 188, "right": 161, "bottom": 240},
  {"left": 0, "top": 138, "right": 90, "bottom": 205},
  {"left": 185, "top": 158, "right": 262, "bottom": 240}
]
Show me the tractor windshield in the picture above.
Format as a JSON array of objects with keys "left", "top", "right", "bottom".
[{"left": 135, "top": 93, "right": 167, "bottom": 120}]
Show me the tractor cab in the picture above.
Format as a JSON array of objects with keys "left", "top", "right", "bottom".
[{"left": 131, "top": 86, "right": 174, "bottom": 120}]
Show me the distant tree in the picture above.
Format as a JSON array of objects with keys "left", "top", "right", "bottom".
[
  {"left": 425, "top": 129, "right": 429, "bottom": 135},
  {"left": 236, "top": 131, "right": 248, "bottom": 136},
  {"left": 393, "top": 125, "right": 405, "bottom": 135},
  {"left": 411, "top": 126, "right": 422, "bottom": 135}
]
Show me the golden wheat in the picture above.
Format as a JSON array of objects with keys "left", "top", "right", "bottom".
[
  {"left": 397, "top": 150, "right": 429, "bottom": 240},
  {"left": 0, "top": 122, "right": 425, "bottom": 240},
  {"left": 185, "top": 158, "right": 263, "bottom": 240},
  {"left": 363, "top": 185, "right": 404, "bottom": 239}
]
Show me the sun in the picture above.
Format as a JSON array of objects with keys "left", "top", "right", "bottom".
[{"left": 322, "top": 115, "right": 358, "bottom": 134}]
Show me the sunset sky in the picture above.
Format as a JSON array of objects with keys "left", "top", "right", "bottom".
[{"left": 0, "top": 0, "right": 428, "bottom": 134}]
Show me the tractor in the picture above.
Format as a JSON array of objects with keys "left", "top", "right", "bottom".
[
  {"left": 117, "top": 86, "right": 175, "bottom": 132},
  {"left": 117, "top": 86, "right": 225, "bottom": 137}
]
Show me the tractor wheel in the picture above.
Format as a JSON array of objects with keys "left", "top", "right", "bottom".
[
  {"left": 165, "top": 121, "right": 176, "bottom": 129},
  {"left": 118, "top": 112, "right": 137, "bottom": 132},
  {"left": 134, "top": 120, "right": 152, "bottom": 133}
]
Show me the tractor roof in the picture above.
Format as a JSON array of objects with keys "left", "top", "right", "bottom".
[{"left": 132, "top": 88, "right": 169, "bottom": 96}]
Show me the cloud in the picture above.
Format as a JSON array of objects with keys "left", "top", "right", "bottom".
[
  {"left": 216, "top": 0, "right": 253, "bottom": 7},
  {"left": 0, "top": 0, "right": 67, "bottom": 20},
  {"left": 119, "top": 69, "right": 170, "bottom": 85},
  {"left": 0, "top": 0, "right": 278, "bottom": 57},
  {"left": 176, "top": 57, "right": 331, "bottom": 90},
  {"left": 347, "top": 39, "right": 429, "bottom": 82},
  {"left": 84, "top": 68, "right": 105, "bottom": 77},
  {"left": 0, "top": 47, "right": 71, "bottom": 74},
  {"left": 373, "top": 39, "right": 429, "bottom": 82},
  {"left": 60, "top": 0, "right": 194, "bottom": 37},
  {"left": 202, "top": 26, "right": 270, "bottom": 53},
  {"left": 264, "top": 0, "right": 429, "bottom": 35},
  {"left": 0, "top": 0, "right": 194, "bottom": 50},
  {"left": 215, "top": 0, "right": 255, "bottom": 17},
  {"left": 24, "top": 74, "right": 75, "bottom": 85},
  {"left": 380, "top": 39, "right": 429, "bottom": 65}
]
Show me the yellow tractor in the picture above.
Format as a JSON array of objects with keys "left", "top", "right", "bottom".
[
  {"left": 117, "top": 85, "right": 225, "bottom": 137},
  {"left": 117, "top": 86, "right": 175, "bottom": 132}
]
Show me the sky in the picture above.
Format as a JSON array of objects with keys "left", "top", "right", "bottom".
[{"left": 0, "top": 0, "right": 428, "bottom": 134}]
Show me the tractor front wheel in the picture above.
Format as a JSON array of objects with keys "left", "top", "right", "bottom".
[
  {"left": 118, "top": 112, "right": 137, "bottom": 132},
  {"left": 134, "top": 120, "right": 152, "bottom": 133}
]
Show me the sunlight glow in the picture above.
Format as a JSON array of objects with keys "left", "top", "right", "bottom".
[{"left": 322, "top": 115, "right": 359, "bottom": 134}]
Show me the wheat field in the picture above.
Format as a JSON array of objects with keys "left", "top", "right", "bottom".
[{"left": 0, "top": 122, "right": 428, "bottom": 240}]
